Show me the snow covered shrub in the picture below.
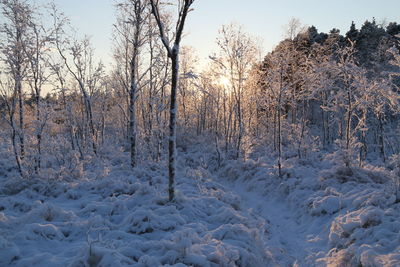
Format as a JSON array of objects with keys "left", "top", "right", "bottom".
[
  {"left": 241, "top": 134, "right": 259, "bottom": 161},
  {"left": 325, "top": 202, "right": 400, "bottom": 266},
  {"left": 388, "top": 154, "right": 400, "bottom": 202},
  {"left": 325, "top": 248, "right": 360, "bottom": 267},
  {"left": 331, "top": 206, "right": 384, "bottom": 241},
  {"left": 283, "top": 122, "right": 319, "bottom": 160},
  {"left": 320, "top": 162, "right": 387, "bottom": 185},
  {"left": 0, "top": 178, "right": 33, "bottom": 195},
  {"left": 309, "top": 195, "right": 341, "bottom": 216},
  {"left": 25, "top": 223, "right": 65, "bottom": 240},
  {"left": 20, "top": 203, "right": 76, "bottom": 224},
  {"left": 44, "top": 136, "right": 85, "bottom": 180},
  {"left": 327, "top": 138, "right": 362, "bottom": 168},
  {"left": 319, "top": 165, "right": 355, "bottom": 184},
  {"left": 206, "top": 224, "right": 267, "bottom": 266}
]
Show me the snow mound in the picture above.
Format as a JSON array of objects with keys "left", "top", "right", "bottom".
[
  {"left": 216, "top": 153, "right": 400, "bottom": 266},
  {"left": 0, "top": 163, "right": 273, "bottom": 266}
]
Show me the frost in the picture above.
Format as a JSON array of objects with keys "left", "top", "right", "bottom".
[
  {"left": 310, "top": 195, "right": 341, "bottom": 216},
  {"left": 0, "top": 157, "right": 272, "bottom": 266}
]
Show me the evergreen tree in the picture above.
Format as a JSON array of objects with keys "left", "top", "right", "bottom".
[
  {"left": 386, "top": 22, "right": 400, "bottom": 36},
  {"left": 345, "top": 21, "right": 359, "bottom": 43},
  {"left": 356, "top": 19, "right": 386, "bottom": 66}
]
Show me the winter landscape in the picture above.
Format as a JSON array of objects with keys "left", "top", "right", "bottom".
[{"left": 1, "top": 0, "right": 400, "bottom": 266}]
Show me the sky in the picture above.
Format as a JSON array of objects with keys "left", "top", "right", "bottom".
[{"left": 45, "top": 0, "right": 400, "bottom": 68}]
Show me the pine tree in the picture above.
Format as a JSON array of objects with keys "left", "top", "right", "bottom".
[{"left": 345, "top": 21, "right": 359, "bottom": 43}]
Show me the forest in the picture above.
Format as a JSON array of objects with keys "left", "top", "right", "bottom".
[{"left": 1, "top": 0, "right": 400, "bottom": 266}]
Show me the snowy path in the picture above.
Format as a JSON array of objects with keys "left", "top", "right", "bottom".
[{"left": 225, "top": 181, "right": 328, "bottom": 267}]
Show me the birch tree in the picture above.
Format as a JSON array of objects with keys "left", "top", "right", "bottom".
[
  {"left": 314, "top": 42, "right": 399, "bottom": 165},
  {"left": 114, "top": 0, "right": 150, "bottom": 167},
  {"left": 0, "top": 75, "right": 23, "bottom": 175},
  {"left": 24, "top": 11, "right": 52, "bottom": 173},
  {"left": 149, "top": 0, "right": 195, "bottom": 201},
  {"left": 212, "top": 23, "right": 258, "bottom": 159},
  {"left": 0, "top": 0, "right": 32, "bottom": 175},
  {"left": 53, "top": 25, "right": 103, "bottom": 155},
  {"left": 260, "top": 44, "right": 293, "bottom": 177}
]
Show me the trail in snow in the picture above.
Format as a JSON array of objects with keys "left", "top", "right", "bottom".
[{"left": 224, "top": 180, "right": 329, "bottom": 267}]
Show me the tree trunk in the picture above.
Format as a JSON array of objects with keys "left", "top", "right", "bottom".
[
  {"left": 168, "top": 52, "right": 179, "bottom": 201},
  {"left": 86, "top": 97, "right": 97, "bottom": 155},
  {"left": 35, "top": 94, "right": 42, "bottom": 174},
  {"left": 17, "top": 71, "right": 25, "bottom": 160},
  {"left": 277, "top": 103, "right": 282, "bottom": 178},
  {"left": 150, "top": 0, "right": 194, "bottom": 201},
  {"left": 378, "top": 115, "right": 385, "bottom": 162},
  {"left": 129, "top": 59, "right": 138, "bottom": 167},
  {"left": 9, "top": 101, "right": 23, "bottom": 176},
  {"left": 346, "top": 91, "right": 352, "bottom": 151}
]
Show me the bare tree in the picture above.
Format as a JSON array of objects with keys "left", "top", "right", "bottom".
[
  {"left": 51, "top": 3, "right": 105, "bottom": 156},
  {"left": 145, "top": 14, "right": 169, "bottom": 161},
  {"left": 150, "top": 0, "right": 195, "bottom": 201},
  {"left": 284, "top": 17, "right": 306, "bottom": 41},
  {"left": 259, "top": 41, "right": 296, "bottom": 177},
  {"left": 48, "top": 55, "right": 78, "bottom": 152},
  {"left": 0, "top": 76, "right": 23, "bottom": 175},
  {"left": 24, "top": 11, "right": 52, "bottom": 173},
  {"left": 312, "top": 42, "right": 399, "bottom": 166},
  {"left": 179, "top": 46, "right": 198, "bottom": 128},
  {"left": 55, "top": 35, "right": 102, "bottom": 155},
  {"left": 0, "top": 0, "right": 32, "bottom": 175},
  {"left": 114, "top": 0, "right": 151, "bottom": 167},
  {"left": 212, "top": 23, "right": 258, "bottom": 159}
]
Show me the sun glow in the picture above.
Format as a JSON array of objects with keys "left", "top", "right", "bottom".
[{"left": 218, "top": 76, "right": 231, "bottom": 88}]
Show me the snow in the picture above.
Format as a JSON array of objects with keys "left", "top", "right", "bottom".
[
  {"left": 0, "top": 141, "right": 400, "bottom": 266},
  {"left": 0, "top": 151, "right": 271, "bottom": 266},
  {"left": 213, "top": 149, "right": 400, "bottom": 266}
]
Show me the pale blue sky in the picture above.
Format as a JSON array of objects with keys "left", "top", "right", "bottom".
[{"left": 46, "top": 0, "right": 400, "bottom": 67}]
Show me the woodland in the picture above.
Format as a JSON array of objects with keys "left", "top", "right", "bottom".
[{"left": 1, "top": 0, "right": 400, "bottom": 266}]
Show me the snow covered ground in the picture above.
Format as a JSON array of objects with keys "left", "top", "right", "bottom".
[
  {"left": 0, "top": 146, "right": 271, "bottom": 266},
  {"left": 1, "top": 140, "right": 400, "bottom": 266},
  {"left": 215, "top": 152, "right": 400, "bottom": 266}
]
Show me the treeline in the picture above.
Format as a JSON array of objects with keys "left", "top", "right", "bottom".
[
  {"left": 254, "top": 19, "right": 400, "bottom": 172},
  {"left": 0, "top": 0, "right": 399, "bottom": 185}
]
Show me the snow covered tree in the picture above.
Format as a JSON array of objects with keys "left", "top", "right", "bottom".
[
  {"left": 23, "top": 10, "right": 53, "bottom": 174},
  {"left": 356, "top": 19, "right": 386, "bottom": 67},
  {"left": 178, "top": 46, "right": 198, "bottom": 129},
  {"left": 0, "top": 0, "right": 33, "bottom": 175},
  {"left": 284, "top": 17, "right": 306, "bottom": 41},
  {"left": 114, "top": 0, "right": 150, "bottom": 167},
  {"left": 313, "top": 41, "right": 399, "bottom": 165},
  {"left": 55, "top": 36, "right": 104, "bottom": 156},
  {"left": 51, "top": 4, "right": 104, "bottom": 157},
  {"left": 150, "top": 0, "right": 195, "bottom": 201},
  {"left": 0, "top": 73, "right": 23, "bottom": 175},
  {"left": 212, "top": 23, "right": 258, "bottom": 159},
  {"left": 259, "top": 41, "right": 296, "bottom": 177}
]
